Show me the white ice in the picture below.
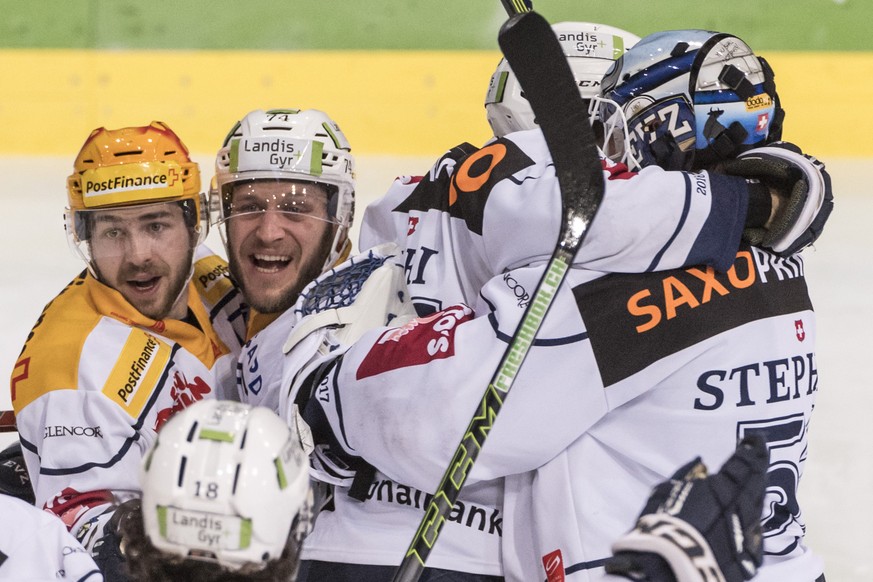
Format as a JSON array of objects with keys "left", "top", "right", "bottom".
[{"left": 1, "top": 155, "right": 870, "bottom": 579}]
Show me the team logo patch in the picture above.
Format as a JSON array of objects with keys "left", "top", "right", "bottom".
[
  {"left": 154, "top": 372, "right": 213, "bottom": 431},
  {"left": 356, "top": 305, "right": 473, "bottom": 380}
]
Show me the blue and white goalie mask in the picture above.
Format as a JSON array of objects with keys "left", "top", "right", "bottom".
[{"left": 595, "top": 30, "right": 784, "bottom": 171}]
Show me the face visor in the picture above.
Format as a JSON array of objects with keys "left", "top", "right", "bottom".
[
  {"left": 211, "top": 135, "right": 352, "bottom": 268},
  {"left": 66, "top": 199, "right": 204, "bottom": 265},
  {"left": 213, "top": 177, "right": 342, "bottom": 247}
]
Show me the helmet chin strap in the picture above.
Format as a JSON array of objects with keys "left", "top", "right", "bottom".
[
  {"left": 321, "top": 225, "right": 352, "bottom": 273},
  {"left": 168, "top": 262, "right": 197, "bottom": 320}
]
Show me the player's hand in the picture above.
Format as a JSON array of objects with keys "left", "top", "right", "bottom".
[
  {"left": 604, "top": 435, "right": 769, "bottom": 582},
  {"left": 718, "top": 142, "right": 833, "bottom": 255}
]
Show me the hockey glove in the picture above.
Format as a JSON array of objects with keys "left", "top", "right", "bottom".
[
  {"left": 0, "top": 439, "right": 35, "bottom": 504},
  {"left": 718, "top": 142, "right": 833, "bottom": 255},
  {"left": 605, "top": 435, "right": 769, "bottom": 582}
]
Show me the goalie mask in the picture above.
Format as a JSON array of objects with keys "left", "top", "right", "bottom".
[
  {"left": 140, "top": 400, "right": 312, "bottom": 572},
  {"left": 484, "top": 21, "right": 640, "bottom": 137},
  {"left": 65, "top": 121, "right": 207, "bottom": 277},
  {"left": 212, "top": 108, "right": 355, "bottom": 273},
  {"left": 596, "top": 30, "right": 784, "bottom": 171}
]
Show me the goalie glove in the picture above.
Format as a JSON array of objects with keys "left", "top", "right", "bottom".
[
  {"left": 279, "top": 244, "right": 417, "bottom": 489},
  {"left": 605, "top": 435, "right": 769, "bottom": 582},
  {"left": 718, "top": 142, "right": 833, "bottom": 256}
]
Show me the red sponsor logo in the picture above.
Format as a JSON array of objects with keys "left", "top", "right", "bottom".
[
  {"left": 795, "top": 319, "right": 806, "bottom": 342},
  {"left": 542, "top": 549, "right": 566, "bottom": 582},
  {"left": 154, "top": 372, "right": 212, "bottom": 430},
  {"left": 407, "top": 216, "right": 420, "bottom": 235},
  {"left": 356, "top": 305, "right": 473, "bottom": 380}
]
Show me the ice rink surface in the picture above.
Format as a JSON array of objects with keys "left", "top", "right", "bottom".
[{"left": 1, "top": 155, "right": 870, "bottom": 579}]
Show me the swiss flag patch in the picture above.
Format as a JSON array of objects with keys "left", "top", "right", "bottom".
[{"left": 356, "top": 305, "right": 473, "bottom": 380}]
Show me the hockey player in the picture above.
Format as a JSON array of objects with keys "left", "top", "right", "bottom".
[
  {"left": 249, "top": 25, "right": 646, "bottom": 582},
  {"left": 280, "top": 29, "right": 832, "bottom": 582},
  {"left": 213, "top": 107, "right": 358, "bottom": 422},
  {"left": 80, "top": 401, "right": 769, "bottom": 582},
  {"left": 212, "top": 108, "right": 355, "bottom": 343},
  {"left": 213, "top": 108, "right": 503, "bottom": 581},
  {"left": 9, "top": 121, "right": 246, "bottom": 567}
]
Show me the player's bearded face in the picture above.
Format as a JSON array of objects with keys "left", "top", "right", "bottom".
[
  {"left": 89, "top": 202, "right": 195, "bottom": 320},
  {"left": 225, "top": 180, "right": 335, "bottom": 315}
]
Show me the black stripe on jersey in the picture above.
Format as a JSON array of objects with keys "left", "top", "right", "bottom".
[
  {"left": 0, "top": 548, "right": 6, "bottom": 569},
  {"left": 561, "top": 557, "right": 609, "bottom": 579},
  {"left": 209, "top": 286, "right": 243, "bottom": 322},
  {"left": 646, "top": 172, "right": 692, "bottom": 272},
  {"left": 392, "top": 139, "right": 535, "bottom": 235},
  {"left": 482, "top": 295, "right": 589, "bottom": 346},
  {"left": 34, "top": 344, "right": 182, "bottom": 476},
  {"left": 574, "top": 245, "right": 812, "bottom": 387}
]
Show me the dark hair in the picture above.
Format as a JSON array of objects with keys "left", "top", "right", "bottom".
[{"left": 117, "top": 502, "right": 302, "bottom": 582}]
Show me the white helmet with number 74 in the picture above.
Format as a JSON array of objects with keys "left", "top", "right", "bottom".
[{"left": 213, "top": 108, "right": 356, "bottom": 272}]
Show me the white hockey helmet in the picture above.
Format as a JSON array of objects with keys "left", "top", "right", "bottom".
[
  {"left": 212, "top": 108, "right": 355, "bottom": 271},
  {"left": 596, "top": 30, "right": 784, "bottom": 171},
  {"left": 484, "top": 21, "right": 640, "bottom": 137},
  {"left": 140, "top": 400, "right": 312, "bottom": 571}
]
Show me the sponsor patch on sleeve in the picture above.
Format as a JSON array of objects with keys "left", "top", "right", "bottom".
[
  {"left": 193, "top": 254, "right": 235, "bottom": 305},
  {"left": 103, "top": 329, "right": 171, "bottom": 417},
  {"left": 356, "top": 305, "right": 473, "bottom": 380}
]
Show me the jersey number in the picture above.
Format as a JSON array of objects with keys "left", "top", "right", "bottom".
[{"left": 737, "top": 414, "right": 807, "bottom": 555}]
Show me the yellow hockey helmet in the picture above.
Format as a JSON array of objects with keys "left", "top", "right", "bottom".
[{"left": 65, "top": 121, "right": 208, "bottom": 265}]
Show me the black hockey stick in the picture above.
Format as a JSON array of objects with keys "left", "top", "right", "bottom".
[
  {"left": 392, "top": 10, "right": 605, "bottom": 582},
  {"left": 499, "top": 0, "right": 532, "bottom": 14}
]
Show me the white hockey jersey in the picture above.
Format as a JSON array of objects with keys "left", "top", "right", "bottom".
[
  {"left": 11, "top": 245, "right": 246, "bottom": 548},
  {"left": 0, "top": 494, "right": 102, "bottom": 581},
  {"left": 238, "top": 247, "right": 504, "bottom": 575},
  {"left": 296, "top": 130, "right": 824, "bottom": 580}
]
